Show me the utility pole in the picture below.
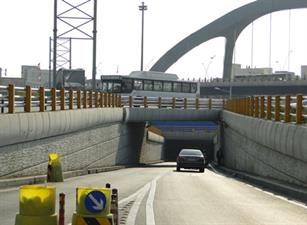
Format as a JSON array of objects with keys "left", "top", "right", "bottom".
[{"left": 139, "top": 2, "right": 147, "bottom": 71}]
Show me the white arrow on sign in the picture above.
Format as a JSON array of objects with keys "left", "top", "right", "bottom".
[{"left": 88, "top": 193, "right": 104, "bottom": 210}]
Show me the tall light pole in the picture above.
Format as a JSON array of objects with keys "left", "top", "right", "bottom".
[{"left": 139, "top": 2, "right": 147, "bottom": 71}]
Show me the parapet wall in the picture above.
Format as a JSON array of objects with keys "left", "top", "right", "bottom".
[
  {"left": 222, "top": 111, "right": 307, "bottom": 186},
  {"left": 0, "top": 108, "right": 123, "bottom": 147}
]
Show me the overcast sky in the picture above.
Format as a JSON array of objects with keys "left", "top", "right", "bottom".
[{"left": 0, "top": 0, "right": 307, "bottom": 80}]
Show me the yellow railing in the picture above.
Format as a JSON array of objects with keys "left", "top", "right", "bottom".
[
  {"left": 0, "top": 84, "right": 225, "bottom": 114},
  {"left": 225, "top": 95, "right": 307, "bottom": 124}
]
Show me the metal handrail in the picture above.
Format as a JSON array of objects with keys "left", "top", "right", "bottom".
[{"left": 225, "top": 95, "right": 307, "bottom": 124}]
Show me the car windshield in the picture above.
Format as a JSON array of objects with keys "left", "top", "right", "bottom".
[{"left": 179, "top": 149, "right": 203, "bottom": 156}]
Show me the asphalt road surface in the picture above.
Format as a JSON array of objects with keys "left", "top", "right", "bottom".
[{"left": 0, "top": 162, "right": 306, "bottom": 225}]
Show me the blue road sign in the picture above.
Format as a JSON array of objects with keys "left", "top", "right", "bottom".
[{"left": 85, "top": 191, "right": 106, "bottom": 213}]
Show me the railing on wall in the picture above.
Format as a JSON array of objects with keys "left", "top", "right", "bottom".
[
  {"left": 225, "top": 95, "right": 307, "bottom": 124},
  {"left": 0, "top": 85, "right": 225, "bottom": 114}
]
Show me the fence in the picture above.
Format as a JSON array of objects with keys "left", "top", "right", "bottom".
[
  {"left": 0, "top": 84, "right": 224, "bottom": 114},
  {"left": 225, "top": 95, "right": 307, "bottom": 124}
]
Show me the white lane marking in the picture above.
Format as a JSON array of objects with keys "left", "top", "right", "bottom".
[
  {"left": 146, "top": 179, "right": 157, "bottom": 225},
  {"left": 125, "top": 183, "right": 150, "bottom": 225},
  {"left": 119, "top": 182, "right": 150, "bottom": 206}
]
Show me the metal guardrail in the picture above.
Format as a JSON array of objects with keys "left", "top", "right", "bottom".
[
  {"left": 225, "top": 95, "right": 307, "bottom": 124},
  {"left": 0, "top": 84, "right": 225, "bottom": 114}
]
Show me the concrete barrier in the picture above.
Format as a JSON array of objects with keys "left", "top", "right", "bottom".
[
  {"left": 222, "top": 111, "right": 307, "bottom": 186},
  {"left": 124, "top": 108, "right": 220, "bottom": 122},
  {"left": 0, "top": 108, "right": 123, "bottom": 147}
]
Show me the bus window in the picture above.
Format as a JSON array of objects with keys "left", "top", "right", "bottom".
[
  {"left": 163, "top": 82, "right": 172, "bottom": 92},
  {"left": 173, "top": 82, "right": 181, "bottom": 92},
  {"left": 122, "top": 78, "right": 133, "bottom": 93},
  {"left": 182, "top": 83, "right": 190, "bottom": 93},
  {"left": 191, "top": 83, "right": 197, "bottom": 93},
  {"left": 154, "top": 81, "right": 163, "bottom": 91},
  {"left": 107, "top": 82, "right": 113, "bottom": 92},
  {"left": 134, "top": 79, "right": 143, "bottom": 90},
  {"left": 144, "top": 80, "right": 153, "bottom": 91},
  {"left": 102, "top": 82, "right": 108, "bottom": 92},
  {"left": 113, "top": 81, "right": 121, "bottom": 93}
]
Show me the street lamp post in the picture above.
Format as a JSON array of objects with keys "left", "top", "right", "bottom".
[{"left": 139, "top": 2, "right": 148, "bottom": 71}]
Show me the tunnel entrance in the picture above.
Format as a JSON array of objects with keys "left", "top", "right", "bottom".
[{"left": 164, "top": 139, "right": 214, "bottom": 162}]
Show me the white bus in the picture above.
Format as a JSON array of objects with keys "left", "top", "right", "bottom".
[{"left": 100, "top": 71, "right": 200, "bottom": 98}]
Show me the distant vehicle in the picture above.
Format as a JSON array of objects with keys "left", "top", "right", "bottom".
[
  {"left": 290, "top": 100, "right": 307, "bottom": 109},
  {"left": 100, "top": 71, "right": 200, "bottom": 98},
  {"left": 176, "top": 149, "right": 205, "bottom": 173},
  {"left": 55, "top": 68, "right": 85, "bottom": 90}
]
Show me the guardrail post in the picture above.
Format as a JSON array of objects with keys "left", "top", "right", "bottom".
[
  {"left": 222, "top": 98, "right": 225, "bottom": 109},
  {"left": 60, "top": 88, "right": 65, "bottom": 110},
  {"left": 104, "top": 93, "right": 108, "bottom": 107},
  {"left": 267, "top": 96, "right": 272, "bottom": 120},
  {"left": 129, "top": 96, "right": 133, "bottom": 108},
  {"left": 255, "top": 96, "right": 259, "bottom": 118},
  {"left": 112, "top": 94, "right": 115, "bottom": 107},
  {"left": 172, "top": 97, "right": 176, "bottom": 109},
  {"left": 39, "top": 87, "right": 45, "bottom": 112},
  {"left": 1, "top": 97, "right": 4, "bottom": 113},
  {"left": 250, "top": 97, "right": 255, "bottom": 117},
  {"left": 58, "top": 193, "right": 65, "bottom": 225},
  {"left": 51, "top": 88, "right": 56, "bottom": 111},
  {"left": 118, "top": 95, "right": 122, "bottom": 107},
  {"left": 284, "top": 95, "right": 291, "bottom": 123},
  {"left": 208, "top": 98, "right": 212, "bottom": 110},
  {"left": 100, "top": 92, "right": 103, "bottom": 107},
  {"left": 275, "top": 96, "right": 280, "bottom": 121},
  {"left": 108, "top": 93, "right": 111, "bottom": 107},
  {"left": 246, "top": 97, "right": 251, "bottom": 116},
  {"left": 88, "top": 91, "right": 93, "bottom": 108},
  {"left": 195, "top": 98, "right": 199, "bottom": 110},
  {"left": 69, "top": 89, "right": 73, "bottom": 110},
  {"left": 184, "top": 98, "right": 187, "bottom": 109},
  {"left": 158, "top": 97, "right": 162, "bottom": 108},
  {"left": 77, "top": 90, "right": 81, "bottom": 109},
  {"left": 144, "top": 96, "right": 148, "bottom": 108},
  {"left": 83, "top": 90, "right": 87, "bottom": 108},
  {"left": 24, "top": 85, "right": 32, "bottom": 112},
  {"left": 7, "top": 84, "right": 15, "bottom": 114},
  {"left": 260, "top": 96, "right": 265, "bottom": 118},
  {"left": 94, "top": 91, "right": 98, "bottom": 108},
  {"left": 296, "top": 94, "right": 303, "bottom": 124}
]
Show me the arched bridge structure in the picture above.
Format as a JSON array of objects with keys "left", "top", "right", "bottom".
[{"left": 150, "top": 0, "right": 307, "bottom": 80}]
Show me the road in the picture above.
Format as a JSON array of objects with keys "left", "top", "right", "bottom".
[{"left": 0, "top": 162, "right": 307, "bottom": 225}]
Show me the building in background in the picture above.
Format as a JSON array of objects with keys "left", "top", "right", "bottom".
[
  {"left": 231, "top": 64, "right": 295, "bottom": 81},
  {"left": 21, "top": 65, "right": 52, "bottom": 88},
  {"left": 301, "top": 65, "right": 307, "bottom": 79},
  {"left": 232, "top": 64, "right": 273, "bottom": 78},
  {"left": 0, "top": 77, "right": 25, "bottom": 86}
]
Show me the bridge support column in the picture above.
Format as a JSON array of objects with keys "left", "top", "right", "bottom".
[{"left": 223, "top": 30, "right": 239, "bottom": 81}]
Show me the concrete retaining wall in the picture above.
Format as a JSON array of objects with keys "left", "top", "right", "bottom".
[
  {"left": 0, "top": 109, "right": 147, "bottom": 179},
  {"left": 0, "top": 121, "right": 145, "bottom": 178},
  {"left": 139, "top": 130, "right": 165, "bottom": 164},
  {"left": 222, "top": 111, "right": 307, "bottom": 186}
]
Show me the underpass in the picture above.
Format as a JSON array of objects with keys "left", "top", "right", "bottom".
[{"left": 1, "top": 163, "right": 307, "bottom": 225}]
